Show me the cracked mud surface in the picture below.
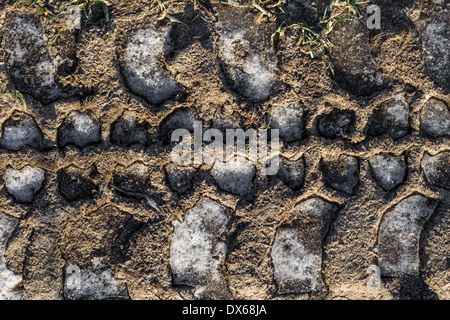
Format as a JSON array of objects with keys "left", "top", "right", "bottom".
[{"left": 0, "top": 0, "right": 448, "bottom": 300}]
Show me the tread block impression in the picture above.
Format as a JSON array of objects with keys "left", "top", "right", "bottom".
[
  {"left": 4, "top": 165, "right": 45, "bottom": 203},
  {"left": 367, "top": 95, "right": 410, "bottom": 139},
  {"left": 369, "top": 153, "right": 407, "bottom": 191},
  {"left": 271, "top": 197, "right": 339, "bottom": 294},
  {"left": 317, "top": 109, "right": 355, "bottom": 139},
  {"left": 421, "top": 13, "right": 450, "bottom": 89},
  {"left": 2, "top": 13, "right": 75, "bottom": 103},
  {"left": 111, "top": 111, "right": 149, "bottom": 147},
  {"left": 64, "top": 259, "right": 129, "bottom": 300},
  {"left": 328, "top": 18, "right": 383, "bottom": 96},
  {"left": 170, "top": 198, "right": 233, "bottom": 299},
  {"left": 0, "top": 112, "right": 42, "bottom": 151},
  {"left": 121, "top": 24, "right": 179, "bottom": 105},
  {"left": 421, "top": 151, "right": 449, "bottom": 190},
  {"left": 420, "top": 98, "right": 450, "bottom": 138},
  {"left": 216, "top": 7, "right": 277, "bottom": 101},
  {"left": 377, "top": 195, "right": 438, "bottom": 277},
  {"left": 211, "top": 156, "right": 256, "bottom": 196},
  {"left": 270, "top": 102, "right": 305, "bottom": 142},
  {"left": 165, "top": 163, "right": 196, "bottom": 194},
  {"left": 57, "top": 111, "right": 101, "bottom": 148},
  {"left": 57, "top": 165, "right": 99, "bottom": 201},
  {"left": 278, "top": 156, "right": 305, "bottom": 190},
  {"left": 0, "top": 214, "right": 26, "bottom": 300},
  {"left": 321, "top": 154, "right": 359, "bottom": 194}
]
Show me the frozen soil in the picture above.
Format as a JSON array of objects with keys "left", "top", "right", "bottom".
[{"left": 0, "top": 0, "right": 448, "bottom": 300}]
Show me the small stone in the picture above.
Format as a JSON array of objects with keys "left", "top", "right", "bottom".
[
  {"left": 278, "top": 156, "right": 305, "bottom": 190},
  {"left": 328, "top": 18, "right": 383, "bottom": 96},
  {"left": 58, "top": 165, "right": 98, "bottom": 201},
  {"left": 368, "top": 96, "right": 409, "bottom": 139},
  {"left": 271, "top": 197, "right": 338, "bottom": 293},
  {"left": 111, "top": 112, "right": 148, "bottom": 147},
  {"left": 0, "top": 214, "right": 26, "bottom": 300},
  {"left": 122, "top": 25, "right": 178, "bottom": 104},
  {"left": 170, "top": 198, "right": 232, "bottom": 299},
  {"left": 270, "top": 102, "right": 304, "bottom": 142},
  {"left": 378, "top": 195, "right": 438, "bottom": 276},
  {"left": 317, "top": 109, "right": 355, "bottom": 139},
  {"left": 369, "top": 153, "right": 406, "bottom": 190},
  {"left": 420, "top": 98, "right": 450, "bottom": 137},
  {"left": 5, "top": 165, "right": 45, "bottom": 203},
  {"left": 322, "top": 155, "right": 359, "bottom": 194},
  {"left": 64, "top": 260, "right": 129, "bottom": 300},
  {"left": 1, "top": 112, "right": 42, "bottom": 151},
  {"left": 422, "top": 15, "right": 450, "bottom": 89},
  {"left": 421, "top": 151, "right": 449, "bottom": 189},
  {"left": 58, "top": 111, "right": 100, "bottom": 148},
  {"left": 217, "top": 8, "right": 277, "bottom": 101},
  {"left": 166, "top": 163, "right": 196, "bottom": 194},
  {"left": 211, "top": 156, "right": 255, "bottom": 195}
]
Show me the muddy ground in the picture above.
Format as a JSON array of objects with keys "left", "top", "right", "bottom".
[{"left": 0, "top": 0, "right": 448, "bottom": 300}]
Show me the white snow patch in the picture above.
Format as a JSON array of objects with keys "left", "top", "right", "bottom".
[
  {"left": 218, "top": 29, "right": 277, "bottom": 101},
  {"left": 123, "top": 25, "right": 178, "bottom": 104},
  {"left": 211, "top": 156, "right": 255, "bottom": 195},
  {"left": 0, "top": 214, "right": 26, "bottom": 300},
  {"left": 1, "top": 114, "right": 42, "bottom": 151},
  {"left": 59, "top": 111, "right": 100, "bottom": 147},
  {"left": 270, "top": 102, "right": 304, "bottom": 142},
  {"left": 64, "top": 259, "right": 128, "bottom": 300},
  {"left": 5, "top": 166, "right": 45, "bottom": 203},
  {"left": 170, "top": 198, "right": 231, "bottom": 297},
  {"left": 377, "top": 195, "right": 438, "bottom": 276},
  {"left": 272, "top": 226, "right": 322, "bottom": 293}
]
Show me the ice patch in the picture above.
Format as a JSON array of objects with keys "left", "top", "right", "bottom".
[
  {"left": 123, "top": 25, "right": 178, "bottom": 104},
  {"left": 5, "top": 165, "right": 45, "bottom": 203},
  {"left": 170, "top": 198, "right": 232, "bottom": 299}
]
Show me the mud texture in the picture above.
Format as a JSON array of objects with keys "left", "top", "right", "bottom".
[{"left": 0, "top": 0, "right": 448, "bottom": 300}]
